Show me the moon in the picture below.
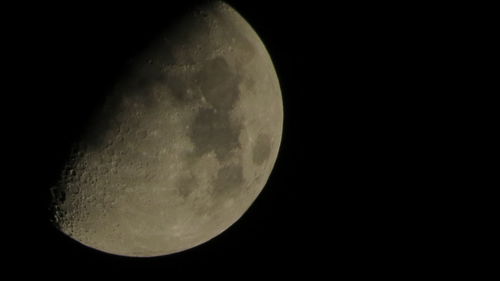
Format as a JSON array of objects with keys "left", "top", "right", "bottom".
[{"left": 50, "top": 1, "right": 283, "bottom": 257}]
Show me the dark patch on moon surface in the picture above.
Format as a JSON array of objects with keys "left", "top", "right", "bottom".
[
  {"left": 189, "top": 56, "right": 243, "bottom": 160},
  {"left": 189, "top": 107, "right": 241, "bottom": 160},
  {"left": 252, "top": 134, "right": 271, "bottom": 165},
  {"left": 196, "top": 57, "right": 241, "bottom": 111},
  {"left": 212, "top": 163, "right": 244, "bottom": 197}
]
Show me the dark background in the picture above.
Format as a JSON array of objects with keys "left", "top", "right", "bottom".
[{"left": 3, "top": 0, "right": 443, "bottom": 277}]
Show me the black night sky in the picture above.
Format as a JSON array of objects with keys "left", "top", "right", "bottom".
[{"left": 4, "top": 0, "right": 440, "bottom": 277}]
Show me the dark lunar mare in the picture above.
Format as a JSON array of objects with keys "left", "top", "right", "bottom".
[
  {"left": 189, "top": 56, "right": 245, "bottom": 198},
  {"left": 189, "top": 56, "right": 243, "bottom": 161}
]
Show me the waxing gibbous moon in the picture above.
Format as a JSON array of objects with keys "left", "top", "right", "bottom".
[{"left": 50, "top": 1, "right": 283, "bottom": 257}]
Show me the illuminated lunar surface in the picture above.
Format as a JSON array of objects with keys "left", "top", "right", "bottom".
[{"left": 50, "top": 1, "right": 283, "bottom": 257}]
